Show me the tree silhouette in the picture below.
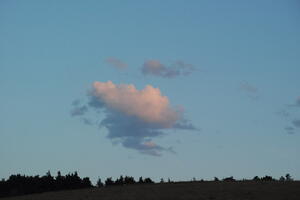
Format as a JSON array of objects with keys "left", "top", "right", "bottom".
[
  {"left": 279, "top": 176, "right": 285, "bottom": 181},
  {"left": 144, "top": 178, "right": 154, "bottom": 184},
  {"left": 105, "top": 177, "right": 114, "bottom": 186},
  {"left": 124, "top": 176, "right": 135, "bottom": 184},
  {"left": 138, "top": 176, "right": 144, "bottom": 184},
  {"left": 285, "top": 174, "right": 292, "bottom": 181},
  {"left": 115, "top": 175, "right": 124, "bottom": 185},
  {"left": 261, "top": 176, "right": 274, "bottom": 181},
  {"left": 82, "top": 177, "right": 92, "bottom": 187},
  {"left": 96, "top": 178, "right": 104, "bottom": 188},
  {"left": 223, "top": 176, "right": 235, "bottom": 182},
  {"left": 103, "top": 176, "right": 153, "bottom": 187}
]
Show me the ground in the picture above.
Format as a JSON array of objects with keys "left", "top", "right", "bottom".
[{"left": 2, "top": 181, "right": 300, "bottom": 200}]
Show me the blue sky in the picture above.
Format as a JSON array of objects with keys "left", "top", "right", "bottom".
[{"left": 1, "top": 0, "right": 300, "bottom": 183}]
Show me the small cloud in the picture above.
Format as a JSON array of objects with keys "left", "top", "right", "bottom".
[
  {"left": 105, "top": 57, "right": 127, "bottom": 69},
  {"left": 124, "top": 140, "right": 171, "bottom": 156},
  {"left": 240, "top": 82, "right": 258, "bottom": 94},
  {"left": 292, "top": 119, "right": 300, "bottom": 128},
  {"left": 141, "top": 60, "right": 195, "bottom": 78},
  {"left": 288, "top": 97, "right": 300, "bottom": 107},
  {"left": 285, "top": 126, "right": 294, "bottom": 131},
  {"left": 173, "top": 119, "right": 199, "bottom": 131},
  {"left": 285, "top": 126, "right": 295, "bottom": 134},
  {"left": 70, "top": 105, "right": 88, "bottom": 116},
  {"left": 239, "top": 82, "right": 259, "bottom": 100},
  {"left": 275, "top": 110, "right": 290, "bottom": 118}
]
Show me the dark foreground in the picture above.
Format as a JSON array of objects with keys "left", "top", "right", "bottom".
[{"left": 2, "top": 181, "right": 300, "bottom": 200}]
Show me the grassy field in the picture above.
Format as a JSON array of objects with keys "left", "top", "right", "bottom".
[{"left": 2, "top": 181, "right": 300, "bottom": 200}]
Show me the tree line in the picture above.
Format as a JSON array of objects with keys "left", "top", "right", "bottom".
[
  {"left": 211, "top": 174, "right": 293, "bottom": 182},
  {"left": 0, "top": 171, "right": 155, "bottom": 198},
  {"left": 96, "top": 175, "right": 154, "bottom": 187},
  {"left": 0, "top": 171, "right": 294, "bottom": 198},
  {"left": 0, "top": 171, "right": 92, "bottom": 198}
]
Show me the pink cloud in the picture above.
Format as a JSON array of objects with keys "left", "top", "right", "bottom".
[
  {"left": 142, "top": 60, "right": 165, "bottom": 76},
  {"left": 91, "top": 81, "right": 180, "bottom": 127}
]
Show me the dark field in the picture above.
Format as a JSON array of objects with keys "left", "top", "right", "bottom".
[{"left": 2, "top": 181, "right": 300, "bottom": 200}]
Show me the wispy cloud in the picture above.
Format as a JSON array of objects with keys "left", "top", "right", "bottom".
[
  {"left": 73, "top": 81, "right": 196, "bottom": 156},
  {"left": 284, "top": 126, "right": 295, "bottom": 134},
  {"left": 70, "top": 104, "right": 88, "bottom": 116},
  {"left": 275, "top": 110, "right": 291, "bottom": 118},
  {"left": 81, "top": 118, "right": 94, "bottom": 125},
  {"left": 70, "top": 100, "right": 92, "bottom": 124},
  {"left": 105, "top": 57, "right": 127, "bottom": 69},
  {"left": 292, "top": 119, "right": 300, "bottom": 128},
  {"left": 240, "top": 82, "right": 258, "bottom": 93},
  {"left": 288, "top": 96, "right": 300, "bottom": 107},
  {"left": 278, "top": 97, "right": 300, "bottom": 134},
  {"left": 239, "top": 82, "right": 259, "bottom": 100},
  {"left": 141, "top": 60, "right": 195, "bottom": 78}
]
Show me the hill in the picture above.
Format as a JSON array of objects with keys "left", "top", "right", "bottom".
[{"left": 1, "top": 181, "right": 300, "bottom": 200}]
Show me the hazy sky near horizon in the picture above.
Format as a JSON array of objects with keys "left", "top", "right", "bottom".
[{"left": 1, "top": 0, "right": 300, "bottom": 183}]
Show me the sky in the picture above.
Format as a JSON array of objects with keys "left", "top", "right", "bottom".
[{"left": 1, "top": 0, "right": 300, "bottom": 183}]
